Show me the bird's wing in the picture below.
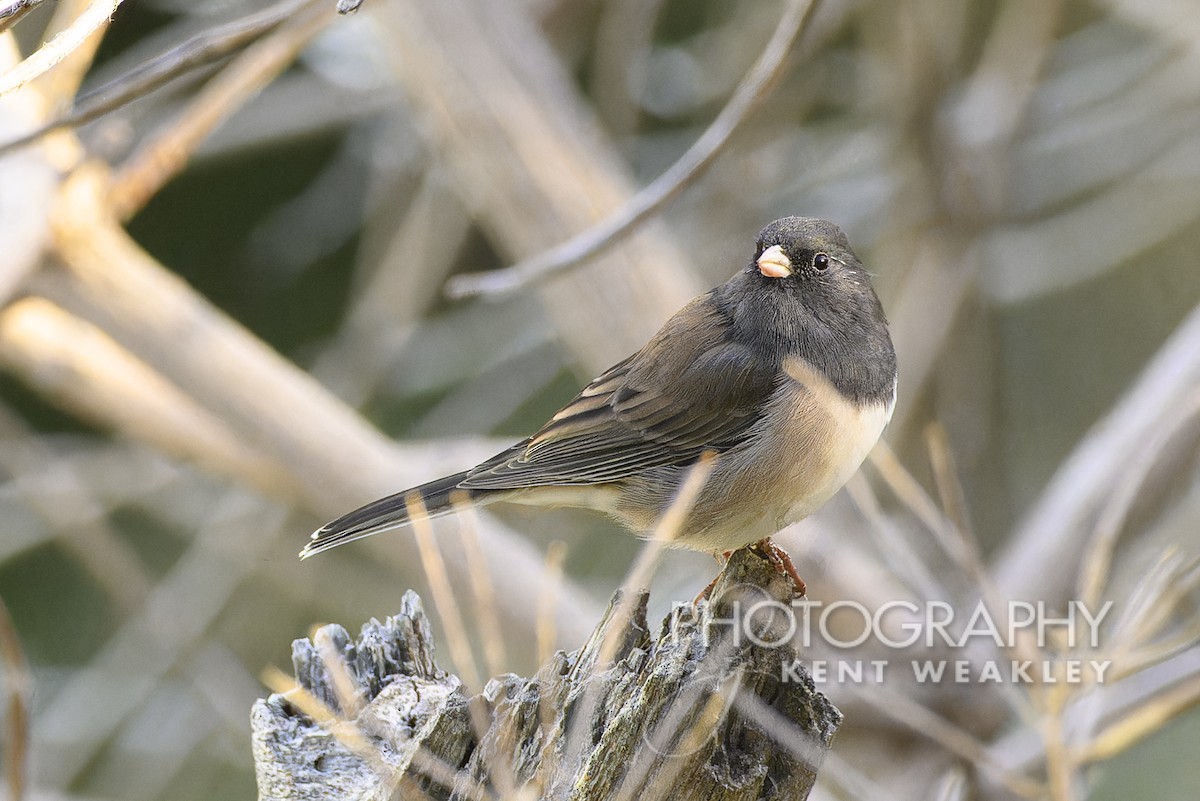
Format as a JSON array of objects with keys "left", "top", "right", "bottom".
[{"left": 461, "top": 298, "right": 778, "bottom": 489}]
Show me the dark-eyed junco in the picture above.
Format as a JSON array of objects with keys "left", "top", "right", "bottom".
[{"left": 302, "top": 217, "right": 897, "bottom": 592}]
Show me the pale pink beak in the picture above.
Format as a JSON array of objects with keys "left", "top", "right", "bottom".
[{"left": 756, "top": 245, "right": 792, "bottom": 278}]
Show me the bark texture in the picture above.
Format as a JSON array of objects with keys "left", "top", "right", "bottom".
[{"left": 252, "top": 547, "right": 841, "bottom": 800}]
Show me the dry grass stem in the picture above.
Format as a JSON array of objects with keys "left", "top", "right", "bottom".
[
  {"left": 312, "top": 626, "right": 366, "bottom": 718},
  {"left": 598, "top": 451, "right": 716, "bottom": 666},
  {"left": 923, "top": 424, "right": 974, "bottom": 545},
  {"left": 1079, "top": 671, "right": 1200, "bottom": 763},
  {"left": 536, "top": 540, "right": 568, "bottom": 668},
  {"left": 261, "top": 665, "right": 390, "bottom": 774},
  {"left": 454, "top": 494, "right": 508, "bottom": 679},
  {"left": 406, "top": 492, "right": 483, "bottom": 692},
  {"left": 844, "top": 472, "right": 946, "bottom": 601}
]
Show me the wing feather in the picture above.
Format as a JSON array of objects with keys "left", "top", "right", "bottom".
[{"left": 460, "top": 297, "right": 778, "bottom": 491}]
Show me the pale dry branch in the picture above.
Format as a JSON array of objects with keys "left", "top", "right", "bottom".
[
  {"left": 0, "top": 402, "right": 153, "bottom": 612},
  {"left": 1076, "top": 392, "right": 1200, "bottom": 610},
  {"left": 311, "top": 170, "right": 473, "bottom": 406},
  {"left": 849, "top": 684, "right": 1042, "bottom": 799},
  {"left": 35, "top": 494, "right": 288, "bottom": 787},
  {"left": 0, "top": 296, "right": 293, "bottom": 496},
  {"left": 0, "top": 37, "right": 68, "bottom": 308}
]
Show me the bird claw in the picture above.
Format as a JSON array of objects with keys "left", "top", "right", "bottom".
[
  {"left": 753, "top": 538, "right": 807, "bottom": 597},
  {"left": 694, "top": 540, "right": 806, "bottom": 604}
]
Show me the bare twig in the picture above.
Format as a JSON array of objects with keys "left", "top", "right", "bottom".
[
  {"left": 0, "top": 0, "right": 313, "bottom": 156},
  {"left": 34, "top": 495, "right": 288, "bottom": 786},
  {"left": 0, "top": 0, "right": 124, "bottom": 98},
  {"left": 0, "top": 401, "right": 153, "bottom": 612},
  {"left": 445, "top": 0, "right": 821, "bottom": 299}
]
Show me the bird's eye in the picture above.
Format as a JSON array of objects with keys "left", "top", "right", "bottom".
[{"left": 813, "top": 252, "right": 830, "bottom": 272}]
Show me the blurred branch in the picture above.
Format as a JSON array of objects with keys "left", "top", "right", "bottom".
[
  {"left": 0, "top": 0, "right": 314, "bottom": 157},
  {"left": 0, "top": 0, "right": 124, "bottom": 98},
  {"left": 994, "top": 300, "right": 1200, "bottom": 602},
  {"left": 0, "top": 37, "right": 71, "bottom": 308},
  {"left": 445, "top": 0, "right": 821, "bottom": 299},
  {"left": 25, "top": 163, "right": 597, "bottom": 643},
  {"left": 311, "top": 170, "right": 473, "bottom": 406},
  {"left": 372, "top": 0, "right": 704, "bottom": 371},
  {"left": 34, "top": 493, "right": 288, "bottom": 787},
  {"left": 1076, "top": 392, "right": 1200, "bottom": 610},
  {"left": 109, "top": 0, "right": 333, "bottom": 219},
  {"left": 887, "top": 0, "right": 1064, "bottom": 433},
  {"left": 1079, "top": 671, "right": 1200, "bottom": 764},
  {"left": 0, "top": 401, "right": 154, "bottom": 611},
  {"left": 850, "top": 683, "right": 1042, "bottom": 799},
  {"left": 0, "top": 296, "right": 294, "bottom": 497}
]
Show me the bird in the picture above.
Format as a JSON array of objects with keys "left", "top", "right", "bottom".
[{"left": 301, "top": 217, "right": 897, "bottom": 594}]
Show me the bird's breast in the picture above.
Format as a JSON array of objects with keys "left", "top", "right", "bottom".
[
  {"left": 769, "top": 355, "right": 894, "bottom": 520},
  {"left": 683, "top": 355, "right": 894, "bottom": 549}
]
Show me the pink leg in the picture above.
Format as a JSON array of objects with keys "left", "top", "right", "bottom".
[{"left": 754, "top": 538, "right": 807, "bottom": 597}]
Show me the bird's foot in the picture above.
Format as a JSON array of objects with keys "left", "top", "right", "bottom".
[
  {"left": 695, "top": 545, "right": 805, "bottom": 603},
  {"left": 753, "top": 538, "right": 807, "bottom": 597}
]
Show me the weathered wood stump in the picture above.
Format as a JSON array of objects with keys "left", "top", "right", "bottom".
[{"left": 252, "top": 546, "right": 841, "bottom": 800}]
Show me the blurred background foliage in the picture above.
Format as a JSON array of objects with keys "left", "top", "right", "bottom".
[{"left": 1, "top": 0, "right": 1199, "bottom": 799}]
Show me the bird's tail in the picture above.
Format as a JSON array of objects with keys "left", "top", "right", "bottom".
[{"left": 300, "top": 471, "right": 476, "bottom": 559}]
